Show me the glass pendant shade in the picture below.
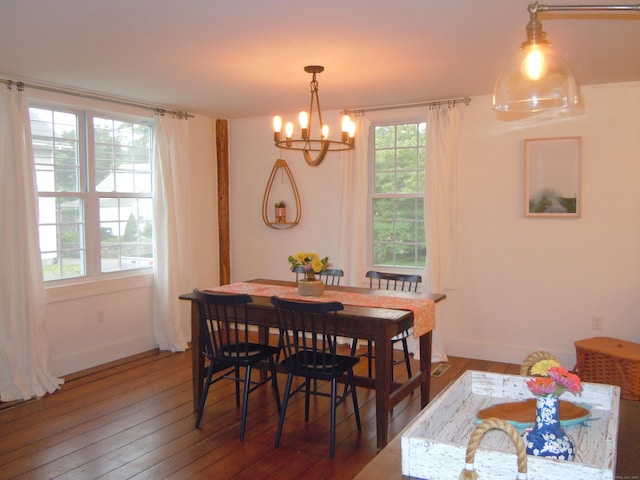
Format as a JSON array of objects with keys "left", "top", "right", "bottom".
[{"left": 492, "top": 43, "right": 580, "bottom": 112}]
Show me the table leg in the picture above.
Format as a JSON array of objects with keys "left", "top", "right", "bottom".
[
  {"left": 420, "top": 330, "right": 432, "bottom": 408},
  {"left": 374, "top": 327, "right": 392, "bottom": 449},
  {"left": 190, "top": 300, "right": 204, "bottom": 413}
]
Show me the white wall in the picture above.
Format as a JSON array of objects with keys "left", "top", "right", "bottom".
[
  {"left": 40, "top": 81, "right": 640, "bottom": 376},
  {"left": 35, "top": 90, "right": 219, "bottom": 376},
  {"left": 228, "top": 81, "right": 640, "bottom": 368}
]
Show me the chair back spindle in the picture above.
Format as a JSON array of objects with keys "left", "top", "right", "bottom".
[
  {"left": 292, "top": 266, "right": 344, "bottom": 286},
  {"left": 365, "top": 270, "right": 422, "bottom": 292},
  {"left": 194, "top": 289, "right": 253, "bottom": 360}
]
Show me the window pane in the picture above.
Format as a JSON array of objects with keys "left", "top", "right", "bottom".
[
  {"left": 374, "top": 172, "right": 395, "bottom": 194},
  {"left": 94, "top": 117, "right": 152, "bottom": 194},
  {"left": 100, "top": 197, "right": 153, "bottom": 272},
  {"left": 396, "top": 124, "right": 418, "bottom": 148},
  {"left": 29, "top": 107, "right": 80, "bottom": 194},
  {"left": 374, "top": 125, "right": 395, "bottom": 149},
  {"left": 38, "top": 196, "right": 85, "bottom": 280}
]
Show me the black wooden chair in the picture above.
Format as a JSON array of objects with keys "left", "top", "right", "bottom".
[
  {"left": 351, "top": 271, "right": 422, "bottom": 380},
  {"left": 293, "top": 266, "right": 344, "bottom": 286},
  {"left": 271, "top": 296, "right": 361, "bottom": 458},
  {"left": 193, "top": 289, "right": 281, "bottom": 440}
]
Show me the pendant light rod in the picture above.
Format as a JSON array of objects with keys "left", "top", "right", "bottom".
[{"left": 532, "top": 2, "right": 640, "bottom": 12}]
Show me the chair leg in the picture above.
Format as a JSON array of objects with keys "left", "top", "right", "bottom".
[
  {"left": 349, "top": 338, "right": 358, "bottom": 356},
  {"left": 234, "top": 366, "right": 241, "bottom": 407},
  {"left": 268, "top": 355, "right": 281, "bottom": 413},
  {"left": 367, "top": 340, "right": 373, "bottom": 378},
  {"left": 304, "top": 377, "right": 311, "bottom": 422},
  {"left": 329, "top": 377, "right": 337, "bottom": 459},
  {"left": 195, "top": 361, "right": 216, "bottom": 428},
  {"left": 275, "top": 373, "right": 294, "bottom": 448},
  {"left": 401, "top": 337, "right": 412, "bottom": 378},
  {"left": 348, "top": 369, "right": 362, "bottom": 432},
  {"left": 239, "top": 364, "right": 252, "bottom": 441}
]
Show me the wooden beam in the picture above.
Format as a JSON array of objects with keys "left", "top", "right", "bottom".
[{"left": 216, "top": 119, "right": 230, "bottom": 285}]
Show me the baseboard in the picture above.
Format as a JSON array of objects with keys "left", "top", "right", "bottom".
[{"left": 50, "top": 335, "right": 156, "bottom": 377}]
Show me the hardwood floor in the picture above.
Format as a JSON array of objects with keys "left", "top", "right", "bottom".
[{"left": 0, "top": 347, "right": 634, "bottom": 479}]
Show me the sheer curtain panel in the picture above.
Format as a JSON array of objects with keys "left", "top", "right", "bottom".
[
  {"left": 424, "top": 106, "right": 461, "bottom": 363},
  {"left": 152, "top": 115, "right": 192, "bottom": 351},
  {"left": 0, "top": 87, "right": 63, "bottom": 401},
  {"left": 338, "top": 115, "right": 371, "bottom": 287}
]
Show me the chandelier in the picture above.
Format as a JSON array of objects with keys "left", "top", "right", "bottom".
[{"left": 273, "top": 65, "right": 355, "bottom": 167}]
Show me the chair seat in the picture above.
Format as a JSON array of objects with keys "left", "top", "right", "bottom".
[
  {"left": 391, "top": 329, "right": 412, "bottom": 341},
  {"left": 283, "top": 352, "right": 360, "bottom": 379},
  {"left": 213, "top": 343, "right": 280, "bottom": 364}
]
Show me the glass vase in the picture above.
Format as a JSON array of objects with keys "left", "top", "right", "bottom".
[{"left": 522, "top": 395, "right": 575, "bottom": 460}]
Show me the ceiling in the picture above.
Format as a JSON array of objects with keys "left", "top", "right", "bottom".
[{"left": 1, "top": 0, "right": 639, "bottom": 119}]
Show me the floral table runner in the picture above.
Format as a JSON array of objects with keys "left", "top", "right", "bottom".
[{"left": 207, "top": 282, "right": 435, "bottom": 337}]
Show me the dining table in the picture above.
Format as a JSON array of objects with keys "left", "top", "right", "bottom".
[{"left": 179, "top": 278, "right": 446, "bottom": 449}]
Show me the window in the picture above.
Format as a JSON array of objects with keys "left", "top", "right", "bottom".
[
  {"left": 370, "top": 121, "right": 426, "bottom": 268},
  {"left": 30, "top": 106, "right": 154, "bottom": 281}
]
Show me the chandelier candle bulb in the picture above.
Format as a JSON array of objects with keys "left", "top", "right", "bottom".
[
  {"left": 340, "top": 114, "right": 351, "bottom": 142},
  {"left": 285, "top": 122, "right": 294, "bottom": 147},
  {"left": 299, "top": 111, "right": 309, "bottom": 139},
  {"left": 273, "top": 115, "right": 282, "bottom": 142}
]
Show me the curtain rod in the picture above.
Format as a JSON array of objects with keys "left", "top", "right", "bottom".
[
  {"left": 1, "top": 78, "right": 194, "bottom": 119},
  {"left": 344, "top": 96, "right": 471, "bottom": 115}
]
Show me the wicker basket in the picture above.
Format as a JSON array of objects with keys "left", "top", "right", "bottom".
[{"left": 574, "top": 336, "right": 640, "bottom": 401}]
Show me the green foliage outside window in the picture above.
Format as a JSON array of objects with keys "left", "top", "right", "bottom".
[{"left": 371, "top": 122, "right": 426, "bottom": 267}]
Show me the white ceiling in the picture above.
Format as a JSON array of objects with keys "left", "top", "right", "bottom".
[{"left": 1, "top": 0, "right": 639, "bottom": 118}]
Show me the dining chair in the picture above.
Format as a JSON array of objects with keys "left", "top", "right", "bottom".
[
  {"left": 351, "top": 271, "right": 422, "bottom": 380},
  {"left": 293, "top": 266, "right": 344, "bottom": 286},
  {"left": 192, "top": 289, "right": 281, "bottom": 440},
  {"left": 271, "top": 295, "right": 362, "bottom": 459}
]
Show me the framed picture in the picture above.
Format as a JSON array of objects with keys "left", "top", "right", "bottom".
[{"left": 524, "top": 136, "right": 582, "bottom": 218}]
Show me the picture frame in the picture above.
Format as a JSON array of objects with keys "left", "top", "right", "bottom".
[{"left": 524, "top": 136, "right": 582, "bottom": 218}]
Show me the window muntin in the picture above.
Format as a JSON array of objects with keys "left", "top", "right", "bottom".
[
  {"left": 371, "top": 122, "right": 426, "bottom": 268},
  {"left": 29, "top": 106, "right": 153, "bottom": 281}
]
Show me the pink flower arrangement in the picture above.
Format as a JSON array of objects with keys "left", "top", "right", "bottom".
[{"left": 526, "top": 361, "right": 582, "bottom": 397}]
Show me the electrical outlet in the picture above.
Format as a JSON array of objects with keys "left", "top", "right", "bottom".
[{"left": 592, "top": 315, "right": 604, "bottom": 331}]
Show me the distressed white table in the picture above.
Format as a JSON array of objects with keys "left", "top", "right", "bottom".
[{"left": 401, "top": 370, "right": 620, "bottom": 480}]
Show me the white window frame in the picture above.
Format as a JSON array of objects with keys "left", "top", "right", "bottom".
[
  {"left": 29, "top": 101, "right": 154, "bottom": 284},
  {"left": 368, "top": 118, "right": 426, "bottom": 273}
]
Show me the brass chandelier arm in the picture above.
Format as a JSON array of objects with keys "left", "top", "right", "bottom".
[{"left": 303, "top": 140, "right": 330, "bottom": 167}]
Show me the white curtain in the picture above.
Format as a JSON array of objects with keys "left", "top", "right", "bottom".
[
  {"left": 338, "top": 116, "right": 371, "bottom": 287},
  {"left": 0, "top": 86, "right": 63, "bottom": 401},
  {"left": 424, "top": 106, "right": 461, "bottom": 363},
  {"left": 152, "top": 115, "right": 192, "bottom": 351}
]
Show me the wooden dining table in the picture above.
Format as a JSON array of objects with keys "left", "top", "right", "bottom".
[{"left": 180, "top": 278, "right": 446, "bottom": 449}]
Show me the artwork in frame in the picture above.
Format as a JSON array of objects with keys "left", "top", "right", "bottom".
[{"left": 524, "top": 136, "right": 582, "bottom": 218}]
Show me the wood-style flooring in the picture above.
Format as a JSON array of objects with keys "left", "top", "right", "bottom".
[{"left": 0, "top": 346, "right": 637, "bottom": 479}]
